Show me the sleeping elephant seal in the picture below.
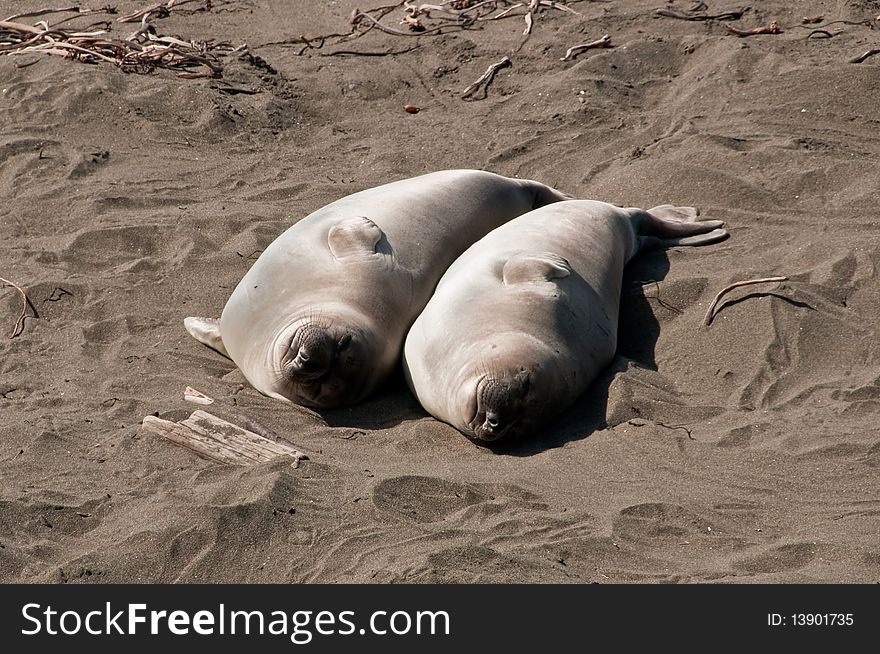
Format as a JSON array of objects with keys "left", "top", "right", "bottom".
[
  {"left": 184, "top": 169, "right": 570, "bottom": 408},
  {"left": 402, "top": 200, "right": 728, "bottom": 443}
]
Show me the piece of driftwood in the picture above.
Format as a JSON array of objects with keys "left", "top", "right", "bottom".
[
  {"left": 461, "top": 55, "right": 511, "bottom": 98},
  {"left": 561, "top": 34, "right": 612, "bottom": 61},
  {"left": 184, "top": 385, "right": 214, "bottom": 405},
  {"left": 702, "top": 276, "right": 789, "bottom": 326},
  {"left": 725, "top": 20, "right": 782, "bottom": 37},
  {"left": 850, "top": 48, "right": 880, "bottom": 64},
  {"left": 654, "top": 6, "right": 748, "bottom": 21},
  {"left": 0, "top": 275, "right": 32, "bottom": 338},
  {"left": 142, "top": 410, "right": 308, "bottom": 467}
]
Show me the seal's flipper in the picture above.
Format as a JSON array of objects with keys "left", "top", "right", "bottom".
[
  {"left": 634, "top": 205, "right": 727, "bottom": 253},
  {"left": 646, "top": 204, "right": 700, "bottom": 223},
  {"left": 184, "top": 316, "right": 229, "bottom": 358},
  {"left": 655, "top": 227, "right": 729, "bottom": 248},
  {"left": 328, "top": 216, "right": 385, "bottom": 260},
  {"left": 502, "top": 252, "right": 571, "bottom": 285}
]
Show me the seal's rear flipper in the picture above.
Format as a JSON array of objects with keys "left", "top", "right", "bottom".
[
  {"left": 655, "top": 228, "right": 728, "bottom": 247},
  {"left": 634, "top": 205, "right": 728, "bottom": 252},
  {"left": 184, "top": 316, "right": 230, "bottom": 358}
]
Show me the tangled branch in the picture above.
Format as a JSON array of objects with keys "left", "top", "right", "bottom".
[
  {"left": 1, "top": 2, "right": 243, "bottom": 78},
  {"left": 279, "top": 0, "right": 581, "bottom": 53}
]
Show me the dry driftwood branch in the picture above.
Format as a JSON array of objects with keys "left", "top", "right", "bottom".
[
  {"left": 116, "top": 0, "right": 205, "bottom": 23},
  {"left": 522, "top": 0, "right": 538, "bottom": 36},
  {"left": 850, "top": 47, "right": 880, "bottom": 63},
  {"left": 143, "top": 410, "right": 308, "bottom": 467},
  {"left": 655, "top": 6, "right": 748, "bottom": 21},
  {"left": 725, "top": 20, "right": 782, "bottom": 37},
  {"left": 561, "top": 34, "right": 611, "bottom": 61},
  {"left": 461, "top": 54, "right": 511, "bottom": 97},
  {"left": 703, "top": 276, "right": 789, "bottom": 326},
  {"left": 0, "top": 276, "right": 32, "bottom": 338},
  {"left": 352, "top": 8, "right": 448, "bottom": 36},
  {"left": 3, "top": 5, "right": 117, "bottom": 22},
  {"left": 183, "top": 386, "right": 308, "bottom": 453}
]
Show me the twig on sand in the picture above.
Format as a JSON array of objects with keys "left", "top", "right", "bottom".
[
  {"left": 351, "top": 7, "right": 448, "bottom": 37},
  {"left": 725, "top": 20, "right": 782, "bottom": 37},
  {"left": 658, "top": 422, "right": 694, "bottom": 440},
  {"left": 654, "top": 6, "right": 748, "bottom": 21},
  {"left": 0, "top": 276, "right": 32, "bottom": 339},
  {"left": 116, "top": 0, "right": 204, "bottom": 23},
  {"left": 3, "top": 5, "right": 117, "bottom": 22},
  {"left": 461, "top": 55, "right": 511, "bottom": 98},
  {"left": 522, "top": 0, "right": 538, "bottom": 36},
  {"left": 641, "top": 280, "right": 683, "bottom": 314},
  {"left": 850, "top": 47, "right": 880, "bottom": 63},
  {"left": 560, "top": 34, "right": 611, "bottom": 61},
  {"left": 321, "top": 45, "right": 422, "bottom": 56},
  {"left": 702, "top": 276, "right": 788, "bottom": 326}
]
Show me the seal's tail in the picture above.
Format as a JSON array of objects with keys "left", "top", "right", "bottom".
[{"left": 634, "top": 205, "right": 728, "bottom": 251}]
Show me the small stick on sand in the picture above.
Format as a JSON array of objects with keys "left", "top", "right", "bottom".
[
  {"left": 850, "top": 48, "right": 880, "bottom": 63},
  {"left": 523, "top": 0, "right": 538, "bottom": 36},
  {"left": 703, "top": 276, "right": 789, "bottom": 326},
  {"left": 655, "top": 6, "right": 748, "bottom": 21},
  {"left": 351, "top": 8, "right": 447, "bottom": 36},
  {"left": 3, "top": 5, "right": 116, "bottom": 22},
  {"left": 0, "top": 276, "right": 31, "bottom": 338},
  {"left": 658, "top": 422, "right": 695, "bottom": 440},
  {"left": 561, "top": 34, "right": 611, "bottom": 61},
  {"left": 725, "top": 20, "right": 782, "bottom": 37},
  {"left": 461, "top": 55, "right": 511, "bottom": 98},
  {"left": 540, "top": 1, "right": 581, "bottom": 16},
  {"left": 116, "top": 0, "right": 205, "bottom": 23},
  {"left": 483, "top": 2, "right": 524, "bottom": 22}
]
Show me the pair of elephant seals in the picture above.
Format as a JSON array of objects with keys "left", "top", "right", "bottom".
[{"left": 185, "top": 169, "right": 570, "bottom": 408}]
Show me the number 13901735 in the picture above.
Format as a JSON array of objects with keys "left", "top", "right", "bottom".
[{"left": 768, "top": 613, "right": 854, "bottom": 627}]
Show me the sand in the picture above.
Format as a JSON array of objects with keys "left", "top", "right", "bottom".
[{"left": 1, "top": 0, "right": 878, "bottom": 583}]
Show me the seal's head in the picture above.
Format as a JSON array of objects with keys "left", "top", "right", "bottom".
[{"left": 272, "top": 307, "right": 384, "bottom": 409}]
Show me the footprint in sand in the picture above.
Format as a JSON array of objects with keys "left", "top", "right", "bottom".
[
  {"left": 733, "top": 542, "right": 817, "bottom": 574},
  {"left": 372, "top": 475, "right": 485, "bottom": 523}
]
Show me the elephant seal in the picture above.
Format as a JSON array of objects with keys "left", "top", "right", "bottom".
[
  {"left": 402, "top": 200, "right": 728, "bottom": 443},
  {"left": 185, "top": 170, "right": 570, "bottom": 408}
]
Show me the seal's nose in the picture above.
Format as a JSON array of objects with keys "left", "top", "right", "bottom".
[
  {"left": 284, "top": 328, "right": 335, "bottom": 381},
  {"left": 293, "top": 345, "right": 325, "bottom": 373},
  {"left": 485, "top": 412, "right": 500, "bottom": 430}
]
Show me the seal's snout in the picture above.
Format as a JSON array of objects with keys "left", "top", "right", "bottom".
[
  {"left": 475, "top": 411, "right": 507, "bottom": 441},
  {"left": 283, "top": 325, "right": 335, "bottom": 381},
  {"left": 469, "top": 371, "right": 531, "bottom": 442}
]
